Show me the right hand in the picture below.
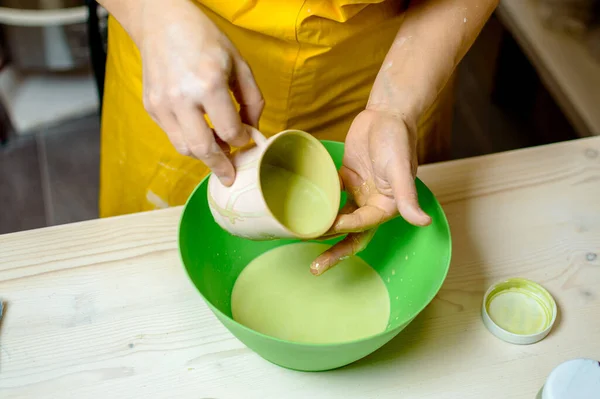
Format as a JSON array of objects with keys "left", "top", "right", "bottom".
[{"left": 138, "top": 0, "right": 264, "bottom": 186}]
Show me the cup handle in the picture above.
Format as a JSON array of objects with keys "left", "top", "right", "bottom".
[{"left": 246, "top": 124, "right": 268, "bottom": 149}]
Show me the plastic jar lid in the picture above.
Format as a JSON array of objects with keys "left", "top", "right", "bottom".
[{"left": 482, "top": 278, "right": 557, "bottom": 345}]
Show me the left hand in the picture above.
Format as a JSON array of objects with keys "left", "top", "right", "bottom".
[{"left": 310, "top": 108, "right": 432, "bottom": 276}]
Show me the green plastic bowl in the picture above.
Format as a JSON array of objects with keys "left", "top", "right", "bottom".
[{"left": 179, "top": 141, "right": 451, "bottom": 371}]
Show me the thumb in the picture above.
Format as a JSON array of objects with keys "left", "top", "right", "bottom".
[{"left": 388, "top": 159, "right": 431, "bottom": 227}]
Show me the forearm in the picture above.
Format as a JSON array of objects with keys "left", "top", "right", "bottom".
[
  {"left": 96, "top": 0, "right": 145, "bottom": 44},
  {"left": 368, "top": 0, "right": 499, "bottom": 123}
]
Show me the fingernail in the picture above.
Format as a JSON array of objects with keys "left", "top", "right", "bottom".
[
  {"left": 403, "top": 203, "right": 431, "bottom": 226},
  {"left": 221, "top": 178, "right": 234, "bottom": 187},
  {"left": 220, "top": 173, "right": 235, "bottom": 187},
  {"left": 413, "top": 212, "right": 430, "bottom": 226},
  {"left": 418, "top": 209, "right": 432, "bottom": 225},
  {"left": 310, "top": 261, "right": 325, "bottom": 276}
]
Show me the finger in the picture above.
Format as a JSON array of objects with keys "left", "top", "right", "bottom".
[
  {"left": 339, "top": 166, "right": 364, "bottom": 194},
  {"left": 203, "top": 85, "right": 251, "bottom": 148},
  {"left": 152, "top": 107, "right": 190, "bottom": 155},
  {"left": 213, "top": 131, "right": 231, "bottom": 155},
  {"left": 314, "top": 191, "right": 357, "bottom": 240},
  {"left": 313, "top": 233, "right": 345, "bottom": 242},
  {"left": 313, "top": 201, "right": 356, "bottom": 240},
  {"left": 175, "top": 105, "right": 235, "bottom": 186},
  {"left": 339, "top": 197, "right": 358, "bottom": 214},
  {"left": 315, "top": 199, "right": 357, "bottom": 239},
  {"left": 330, "top": 205, "right": 391, "bottom": 234},
  {"left": 310, "top": 229, "right": 377, "bottom": 276},
  {"left": 388, "top": 160, "right": 431, "bottom": 226},
  {"left": 231, "top": 59, "right": 264, "bottom": 127}
]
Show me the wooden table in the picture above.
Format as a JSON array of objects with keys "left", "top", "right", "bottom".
[
  {"left": 1, "top": 137, "right": 599, "bottom": 398},
  {"left": 497, "top": 0, "right": 600, "bottom": 137}
]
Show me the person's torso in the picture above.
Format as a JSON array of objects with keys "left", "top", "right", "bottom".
[
  {"left": 198, "top": 0, "right": 409, "bottom": 43},
  {"left": 100, "top": 0, "right": 453, "bottom": 216},
  {"left": 195, "top": 0, "right": 409, "bottom": 138}
]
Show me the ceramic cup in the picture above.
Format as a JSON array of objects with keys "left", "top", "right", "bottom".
[{"left": 207, "top": 126, "right": 341, "bottom": 240}]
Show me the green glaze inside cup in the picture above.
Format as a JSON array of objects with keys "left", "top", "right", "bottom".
[
  {"left": 259, "top": 130, "right": 340, "bottom": 238},
  {"left": 179, "top": 140, "right": 452, "bottom": 371}
]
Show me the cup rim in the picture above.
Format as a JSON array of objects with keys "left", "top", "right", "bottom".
[{"left": 255, "top": 129, "right": 341, "bottom": 240}]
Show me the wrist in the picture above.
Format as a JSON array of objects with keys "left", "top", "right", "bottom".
[
  {"left": 368, "top": 36, "right": 455, "bottom": 127},
  {"left": 136, "top": 0, "right": 164, "bottom": 48},
  {"left": 137, "top": 0, "right": 212, "bottom": 50},
  {"left": 97, "top": 0, "right": 146, "bottom": 46},
  {"left": 366, "top": 85, "right": 421, "bottom": 129}
]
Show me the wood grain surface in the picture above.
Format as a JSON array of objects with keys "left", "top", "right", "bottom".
[{"left": 1, "top": 137, "right": 599, "bottom": 398}]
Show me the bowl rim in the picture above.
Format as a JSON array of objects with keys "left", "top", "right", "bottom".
[{"left": 178, "top": 139, "right": 453, "bottom": 348}]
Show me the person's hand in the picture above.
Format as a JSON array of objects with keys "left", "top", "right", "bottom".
[
  {"left": 139, "top": 0, "right": 264, "bottom": 186},
  {"left": 310, "top": 109, "right": 432, "bottom": 276}
]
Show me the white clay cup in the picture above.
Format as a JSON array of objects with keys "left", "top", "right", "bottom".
[{"left": 207, "top": 126, "right": 341, "bottom": 240}]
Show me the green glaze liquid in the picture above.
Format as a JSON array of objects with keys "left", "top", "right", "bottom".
[
  {"left": 231, "top": 243, "right": 390, "bottom": 344},
  {"left": 261, "top": 165, "right": 331, "bottom": 236}
]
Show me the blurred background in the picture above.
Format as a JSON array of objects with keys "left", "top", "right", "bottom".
[{"left": 0, "top": 0, "right": 598, "bottom": 235}]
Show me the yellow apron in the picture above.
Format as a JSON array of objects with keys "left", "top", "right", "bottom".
[{"left": 100, "top": 0, "right": 454, "bottom": 218}]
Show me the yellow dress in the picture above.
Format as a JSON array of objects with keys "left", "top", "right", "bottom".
[{"left": 99, "top": 0, "right": 454, "bottom": 217}]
